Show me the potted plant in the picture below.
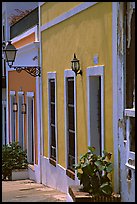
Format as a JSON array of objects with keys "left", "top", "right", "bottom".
[
  {"left": 2, "top": 142, "right": 28, "bottom": 180},
  {"left": 68, "top": 146, "right": 120, "bottom": 202}
]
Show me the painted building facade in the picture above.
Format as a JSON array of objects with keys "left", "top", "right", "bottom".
[
  {"left": 2, "top": 2, "right": 135, "bottom": 202},
  {"left": 39, "top": 2, "right": 135, "bottom": 201},
  {"left": 112, "top": 2, "right": 135, "bottom": 202},
  {"left": 2, "top": 2, "right": 42, "bottom": 183},
  {"left": 40, "top": 1, "right": 114, "bottom": 195}
]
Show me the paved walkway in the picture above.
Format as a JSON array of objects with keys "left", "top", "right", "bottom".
[{"left": 2, "top": 179, "right": 67, "bottom": 202}]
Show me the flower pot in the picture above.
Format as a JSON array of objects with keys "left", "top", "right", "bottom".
[
  {"left": 11, "top": 169, "right": 29, "bottom": 181},
  {"left": 68, "top": 185, "right": 121, "bottom": 202}
]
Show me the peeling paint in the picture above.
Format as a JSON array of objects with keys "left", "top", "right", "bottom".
[
  {"left": 117, "top": 3, "right": 124, "bottom": 57},
  {"left": 126, "top": 2, "right": 134, "bottom": 48}
]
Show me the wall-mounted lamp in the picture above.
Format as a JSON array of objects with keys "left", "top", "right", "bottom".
[
  {"left": 22, "top": 103, "right": 26, "bottom": 114},
  {"left": 3, "top": 41, "right": 41, "bottom": 77},
  {"left": 13, "top": 102, "right": 18, "bottom": 112},
  {"left": 71, "top": 53, "right": 82, "bottom": 75}
]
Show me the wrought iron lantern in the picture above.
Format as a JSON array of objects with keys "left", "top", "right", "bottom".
[
  {"left": 3, "top": 41, "right": 17, "bottom": 67},
  {"left": 71, "top": 53, "right": 82, "bottom": 75},
  {"left": 3, "top": 41, "right": 41, "bottom": 77}
]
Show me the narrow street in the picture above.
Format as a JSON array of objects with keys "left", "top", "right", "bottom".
[{"left": 2, "top": 179, "right": 67, "bottom": 202}]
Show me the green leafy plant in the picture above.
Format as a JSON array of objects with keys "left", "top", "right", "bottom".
[
  {"left": 74, "top": 146, "right": 113, "bottom": 196},
  {"left": 2, "top": 142, "right": 28, "bottom": 180}
]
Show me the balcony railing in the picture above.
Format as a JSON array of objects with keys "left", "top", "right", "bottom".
[{"left": 10, "top": 7, "right": 38, "bottom": 39}]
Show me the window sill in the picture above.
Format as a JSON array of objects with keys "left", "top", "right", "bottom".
[
  {"left": 125, "top": 108, "right": 135, "bottom": 117},
  {"left": 125, "top": 162, "right": 135, "bottom": 170},
  {"left": 66, "top": 169, "right": 75, "bottom": 180},
  {"left": 28, "top": 164, "right": 35, "bottom": 172},
  {"left": 49, "top": 157, "right": 56, "bottom": 167}
]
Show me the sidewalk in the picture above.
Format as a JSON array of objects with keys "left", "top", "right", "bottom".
[{"left": 2, "top": 179, "right": 67, "bottom": 202}]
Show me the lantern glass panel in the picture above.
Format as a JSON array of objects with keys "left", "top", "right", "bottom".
[{"left": 5, "top": 50, "right": 16, "bottom": 62}]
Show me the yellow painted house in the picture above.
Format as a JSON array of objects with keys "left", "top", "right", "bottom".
[
  {"left": 3, "top": 2, "right": 135, "bottom": 201},
  {"left": 40, "top": 1, "right": 113, "bottom": 192}
]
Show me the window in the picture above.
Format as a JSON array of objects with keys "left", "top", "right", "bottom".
[
  {"left": 2, "top": 102, "right": 6, "bottom": 145},
  {"left": 87, "top": 66, "right": 104, "bottom": 157},
  {"left": 26, "top": 92, "right": 34, "bottom": 164},
  {"left": 48, "top": 72, "right": 57, "bottom": 166},
  {"left": 64, "top": 70, "right": 76, "bottom": 179},
  {"left": 18, "top": 92, "right": 24, "bottom": 149},
  {"left": 124, "top": 4, "right": 135, "bottom": 168},
  {"left": 10, "top": 91, "right": 16, "bottom": 143},
  {"left": 67, "top": 77, "right": 75, "bottom": 171}
]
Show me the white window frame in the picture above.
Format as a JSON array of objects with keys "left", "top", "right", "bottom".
[
  {"left": 26, "top": 92, "right": 35, "bottom": 164},
  {"left": 64, "top": 70, "right": 77, "bottom": 171},
  {"left": 18, "top": 91, "right": 25, "bottom": 149},
  {"left": 86, "top": 65, "right": 104, "bottom": 156},
  {"left": 125, "top": 108, "right": 135, "bottom": 170},
  {"left": 10, "top": 91, "right": 16, "bottom": 143},
  {"left": 2, "top": 101, "right": 6, "bottom": 145},
  {"left": 47, "top": 72, "right": 58, "bottom": 163}
]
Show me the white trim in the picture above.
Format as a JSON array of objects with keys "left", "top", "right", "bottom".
[
  {"left": 124, "top": 108, "right": 135, "bottom": 117},
  {"left": 26, "top": 92, "right": 34, "bottom": 98},
  {"left": 112, "top": 2, "right": 119, "bottom": 193},
  {"left": 9, "top": 92, "right": 16, "bottom": 143},
  {"left": 64, "top": 70, "right": 77, "bottom": 172},
  {"left": 10, "top": 91, "right": 16, "bottom": 95},
  {"left": 6, "top": 65, "right": 9, "bottom": 144},
  {"left": 26, "top": 92, "right": 35, "bottom": 164},
  {"left": 11, "top": 25, "right": 38, "bottom": 43},
  {"left": 86, "top": 65, "right": 104, "bottom": 156},
  {"left": 18, "top": 92, "right": 25, "bottom": 149},
  {"left": 125, "top": 162, "right": 135, "bottom": 170},
  {"left": 36, "top": 75, "right": 41, "bottom": 182},
  {"left": 47, "top": 72, "right": 58, "bottom": 163},
  {"left": 15, "top": 41, "right": 39, "bottom": 54},
  {"left": 125, "top": 117, "right": 135, "bottom": 168},
  {"left": 18, "top": 91, "right": 24, "bottom": 95},
  {"left": 41, "top": 2, "right": 98, "bottom": 32},
  {"left": 38, "top": 3, "right": 43, "bottom": 183},
  {"left": 39, "top": 2, "right": 45, "bottom": 7},
  {"left": 2, "top": 103, "right": 6, "bottom": 145}
]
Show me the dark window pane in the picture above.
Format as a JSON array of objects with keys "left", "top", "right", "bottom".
[
  {"left": 51, "top": 125, "right": 56, "bottom": 147},
  {"left": 68, "top": 78, "right": 74, "bottom": 104},
  {"left": 51, "top": 145, "right": 56, "bottom": 159},
  {"left": 50, "top": 103, "right": 55, "bottom": 124},
  {"left": 50, "top": 125, "right": 56, "bottom": 160},
  {"left": 50, "top": 80, "right": 55, "bottom": 102},
  {"left": 68, "top": 154, "right": 75, "bottom": 171},
  {"left": 68, "top": 106, "right": 75, "bottom": 131},
  {"left": 68, "top": 131, "right": 75, "bottom": 157}
]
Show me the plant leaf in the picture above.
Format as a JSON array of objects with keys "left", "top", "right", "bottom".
[
  {"left": 106, "top": 163, "right": 113, "bottom": 172},
  {"left": 88, "top": 146, "right": 95, "bottom": 153},
  {"left": 100, "top": 183, "right": 113, "bottom": 195}
]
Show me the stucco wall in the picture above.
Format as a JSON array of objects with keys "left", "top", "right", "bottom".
[
  {"left": 41, "top": 1, "right": 113, "bottom": 174},
  {"left": 40, "top": 2, "right": 82, "bottom": 26},
  {"left": 8, "top": 70, "right": 38, "bottom": 164}
]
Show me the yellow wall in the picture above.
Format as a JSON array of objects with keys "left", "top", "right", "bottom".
[
  {"left": 41, "top": 2, "right": 82, "bottom": 26},
  {"left": 41, "top": 2, "right": 113, "bottom": 170}
]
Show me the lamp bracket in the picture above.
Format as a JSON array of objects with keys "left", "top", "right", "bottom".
[{"left": 11, "top": 66, "right": 41, "bottom": 77}]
